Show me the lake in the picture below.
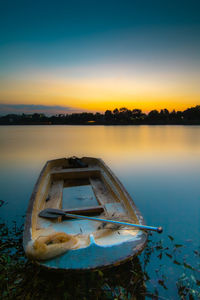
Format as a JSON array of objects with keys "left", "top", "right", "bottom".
[{"left": 0, "top": 125, "right": 200, "bottom": 298}]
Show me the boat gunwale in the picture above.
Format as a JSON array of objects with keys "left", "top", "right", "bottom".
[
  {"left": 96, "top": 157, "right": 146, "bottom": 227},
  {"left": 23, "top": 160, "right": 49, "bottom": 249}
]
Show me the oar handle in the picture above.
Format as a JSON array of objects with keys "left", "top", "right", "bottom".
[{"left": 64, "top": 213, "right": 163, "bottom": 233}]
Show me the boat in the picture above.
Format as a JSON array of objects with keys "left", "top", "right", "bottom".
[{"left": 23, "top": 156, "right": 148, "bottom": 270}]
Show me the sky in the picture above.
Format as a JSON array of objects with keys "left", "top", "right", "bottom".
[{"left": 0, "top": 0, "right": 200, "bottom": 115}]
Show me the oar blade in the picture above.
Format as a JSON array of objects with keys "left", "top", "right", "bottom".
[{"left": 39, "top": 208, "right": 66, "bottom": 219}]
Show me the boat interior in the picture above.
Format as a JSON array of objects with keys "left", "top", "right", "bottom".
[{"left": 31, "top": 157, "right": 140, "bottom": 250}]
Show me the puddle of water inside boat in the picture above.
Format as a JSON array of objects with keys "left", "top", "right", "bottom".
[{"left": 62, "top": 184, "right": 98, "bottom": 209}]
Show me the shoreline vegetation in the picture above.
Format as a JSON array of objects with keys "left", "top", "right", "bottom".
[{"left": 0, "top": 105, "right": 200, "bottom": 126}]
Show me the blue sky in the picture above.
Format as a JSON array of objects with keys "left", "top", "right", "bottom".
[{"left": 0, "top": 0, "right": 200, "bottom": 114}]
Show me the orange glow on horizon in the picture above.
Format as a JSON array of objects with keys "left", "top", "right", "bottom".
[{"left": 0, "top": 72, "right": 199, "bottom": 113}]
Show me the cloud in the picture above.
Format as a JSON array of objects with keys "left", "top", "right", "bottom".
[{"left": 0, "top": 104, "right": 86, "bottom": 116}]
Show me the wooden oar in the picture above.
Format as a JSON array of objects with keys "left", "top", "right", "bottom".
[{"left": 39, "top": 208, "right": 163, "bottom": 233}]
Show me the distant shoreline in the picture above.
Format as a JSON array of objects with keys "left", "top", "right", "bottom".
[
  {"left": 1, "top": 123, "right": 200, "bottom": 126},
  {"left": 1, "top": 106, "right": 200, "bottom": 126}
]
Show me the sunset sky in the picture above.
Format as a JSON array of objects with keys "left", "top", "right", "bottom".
[{"left": 0, "top": 0, "right": 200, "bottom": 115}]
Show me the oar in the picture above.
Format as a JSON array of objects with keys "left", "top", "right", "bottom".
[{"left": 39, "top": 208, "right": 163, "bottom": 233}]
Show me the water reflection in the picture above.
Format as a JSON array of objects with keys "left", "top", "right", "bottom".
[
  {"left": 1, "top": 125, "right": 200, "bottom": 167},
  {"left": 1, "top": 125, "right": 199, "bottom": 239},
  {"left": 0, "top": 125, "right": 200, "bottom": 298}
]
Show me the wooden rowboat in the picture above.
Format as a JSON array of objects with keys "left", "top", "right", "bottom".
[{"left": 23, "top": 157, "right": 148, "bottom": 270}]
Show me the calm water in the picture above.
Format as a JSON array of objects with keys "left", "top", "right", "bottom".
[{"left": 0, "top": 125, "right": 200, "bottom": 298}]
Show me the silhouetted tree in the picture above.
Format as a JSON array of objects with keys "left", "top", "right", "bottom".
[
  {"left": 1, "top": 105, "right": 200, "bottom": 125},
  {"left": 113, "top": 108, "right": 119, "bottom": 115},
  {"left": 105, "top": 110, "right": 113, "bottom": 122},
  {"left": 148, "top": 110, "right": 159, "bottom": 119},
  {"left": 183, "top": 106, "right": 200, "bottom": 121}
]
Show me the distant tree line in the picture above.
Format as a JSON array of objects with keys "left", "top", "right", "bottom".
[{"left": 1, "top": 105, "right": 200, "bottom": 125}]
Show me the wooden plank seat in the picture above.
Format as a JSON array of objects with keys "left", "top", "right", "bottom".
[
  {"left": 45, "top": 180, "right": 64, "bottom": 209},
  {"left": 51, "top": 167, "right": 101, "bottom": 180},
  {"left": 61, "top": 205, "right": 104, "bottom": 216},
  {"left": 89, "top": 177, "right": 116, "bottom": 204}
]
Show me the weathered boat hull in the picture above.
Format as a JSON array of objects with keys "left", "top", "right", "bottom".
[{"left": 23, "top": 157, "right": 148, "bottom": 270}]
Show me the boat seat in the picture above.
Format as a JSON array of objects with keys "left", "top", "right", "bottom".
[
  {"left": 89, "top": 177, "right": 116, "bottom": 204},
  {"left": 51, "top": 168, "right": 101, "bottom": 180},
  {"left": 104, "top": 203, "right": 126, "bottom": 215},
  {"left": 45, "top": 180, "right": 64, "bottom": 209},
  {"left": 62, "top": 205, "right": 104, "bottom": 216}
]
